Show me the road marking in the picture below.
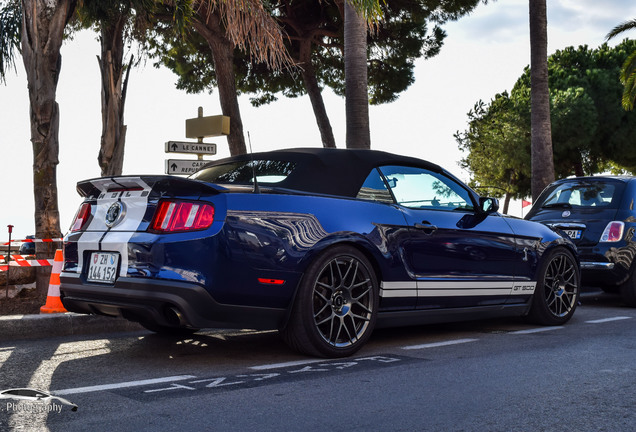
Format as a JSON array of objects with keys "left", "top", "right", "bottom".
[
  {"left": 53, "top": 375, "right": 197, "bottom": 395},
  {"left": 250, "top": 359, "right": 325, "bottom": 371},
  {"left": 585, "top": 316, "right": 632, "bottom": 324},
  {"left": 510, "top": 327, "right": 563, "bottom": 335},
  {"left": 401, "top": 338, "right": 478, "bottom": 351}
]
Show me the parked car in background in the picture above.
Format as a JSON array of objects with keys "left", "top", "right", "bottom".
[
  {"left": 18, "top": 235, "right": 35, "bottom": 256},
  {"left": 526, "top": 176, "right": 636, "bottom": 305},
  {"left": 60, "top": 148, "right": 580, "bottom": 357}
]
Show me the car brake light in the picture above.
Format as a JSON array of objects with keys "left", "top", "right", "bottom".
[
  {"left": 151, "top": 201, "right": 215, "bottom": 233},
  {"left": 600, "top": 221, "right": 624, "bottom": 242},
  {"left": 70, "top": 203, "right": 92, "bottom": 232}
]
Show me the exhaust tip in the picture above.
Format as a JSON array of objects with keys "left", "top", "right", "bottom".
[{"left": 165, "top": 306, "right": 186, "bottom": 326}]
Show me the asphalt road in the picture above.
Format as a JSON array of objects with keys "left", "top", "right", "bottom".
[{"left": 1, "top": 292, "right": 635, "bottom": 432}]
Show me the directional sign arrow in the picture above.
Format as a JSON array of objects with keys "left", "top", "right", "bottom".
[{"left": 165, "top": 159, "right": 209, "bottom": 175}]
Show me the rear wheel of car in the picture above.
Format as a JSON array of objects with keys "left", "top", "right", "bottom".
[
  {"left": 528, "top": 247, "right": 579, "bottom": 325},
  {"left": 620, "top": 270, "right": 636, "bottom": 307},
  {"left": 282, "top": 245, "right": 379, "bottom": 358}
]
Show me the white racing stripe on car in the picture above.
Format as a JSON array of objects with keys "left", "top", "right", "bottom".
[
  {"left": 380, "top": 281, "right": 417, "bottom": 298},
  {"left": 380, "top": 280, "right": 532, "bottom": 298},
  {"left": 77, "top": 177, "right": 151, "bottom": 276}
]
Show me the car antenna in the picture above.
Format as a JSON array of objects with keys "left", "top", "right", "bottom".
[{"left": 247, "top": 131, "right": 260, "bottom": 194}]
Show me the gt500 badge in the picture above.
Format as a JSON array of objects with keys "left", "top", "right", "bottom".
[{"left": 105, "top": 201, "right": 126, "bottom": 227}]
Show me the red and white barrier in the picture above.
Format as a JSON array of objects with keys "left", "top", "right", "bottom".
[
  {"left": 2, "top": 238, "right": 63, "bottom": 246},
  {"left": 0, "top": 237, "right": 64, "bottom": 271}
]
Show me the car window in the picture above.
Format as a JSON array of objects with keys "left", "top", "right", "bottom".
[
  {"left": 541, "top": 181, "right": 623, "bottom": 208},
  {"left": 379, "top": 165, "right": 474, "bottom": 211},
  {"left": 356, "top": 169, "right": 394, "bottom": 204},
  {"left": 192, "top": 160, "right": 296, "bottom": 184}
]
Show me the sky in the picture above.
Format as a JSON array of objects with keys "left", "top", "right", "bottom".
[{"left": 1, "top": 0, "right": 636, "bottom": 240}]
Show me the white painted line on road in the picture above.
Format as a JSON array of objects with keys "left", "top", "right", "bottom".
[
  {"left": 510, "top": 327, "right": 563, "bottom": 335},
  {"left": 250, "top": 359, "right": 325, "bottom": 371},
  {"left": 53, "top": 375, "right": 197, "bottom": 395},
  {"left": 401, "top": 338, "right": 478, "bottom": 351},
  {"left": 586, "top": 316, "right": 632, "bottom": 324}
]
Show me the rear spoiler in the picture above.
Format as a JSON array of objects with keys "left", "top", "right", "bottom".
[{"left": 76, "top": 175, "right": 223, "bottom": 198}]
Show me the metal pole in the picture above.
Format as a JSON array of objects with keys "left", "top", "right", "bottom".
[{"left": 5, "top": 225, "right": 13, "bottom": 299}]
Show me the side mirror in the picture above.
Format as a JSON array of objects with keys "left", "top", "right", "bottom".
[{"left": 479, "top": 197, "right": 499, "bottom": 214}]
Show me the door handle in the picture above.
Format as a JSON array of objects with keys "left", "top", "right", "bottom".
[{"left": 414, "top": 221, "right": 437, "bottom": 234}]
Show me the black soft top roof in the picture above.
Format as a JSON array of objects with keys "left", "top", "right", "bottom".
[{"left": 197, "top": 147, "right": 444, "bottom": 198}]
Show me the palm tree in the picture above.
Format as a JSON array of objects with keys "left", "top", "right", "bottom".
[
  {"left": 21, "top": 0, "right": 78, "bottom": 294},
  {"left": 186, "top": 0, "right": 292, "bottom": 155},
  {"left": 529, "top": 0, "right": 554, "bottom": 201},
  {"left": 342, "top": 0, "right": 382, "bottom": 149},
  {"left": 607, "top": 19, "right": 636, "bottom": 110},
  {"left": 75, "top": 0, "right": 157, "bottom": 176}
]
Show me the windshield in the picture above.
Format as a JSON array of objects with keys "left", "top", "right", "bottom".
[
  {"left": 191, "top": 160, "right": 296, "bottom": 185},
  {"left": 541, "top": 180, "right": 624, "bottom": 209}
]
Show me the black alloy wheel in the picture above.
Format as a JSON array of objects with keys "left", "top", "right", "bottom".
[
  {"left": 282, "top": 245, "right": 379, "bottom": 358},
  {"left": 528, "top": 247, "right": 580, "bottom": 325}
]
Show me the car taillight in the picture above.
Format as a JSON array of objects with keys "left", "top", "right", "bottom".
[
  {"left": 600, "top": 221, "right": 624, "bottom": 242},
  {"left": 151, "top": 201, "right": 215, "bottom": 233},
  {"left": 70, "top": 203, "right": 92, "bottom": 232}
]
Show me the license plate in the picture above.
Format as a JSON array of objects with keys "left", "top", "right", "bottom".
[
  {"left": 87, "top": 252, "right": 119, "bottom": 283},
  {"left": 564, "top": 229, "right": 581, "bottom": 240}
]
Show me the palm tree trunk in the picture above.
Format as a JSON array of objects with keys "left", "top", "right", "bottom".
[
  {"left": 193, "top": 10, "right": 247, "bottom": 156},
  {"left": 98, "top": 14, "right": 128, "bottom": 176},
  {"left": 21, "top": 0, "right": 76, "bottom": 295},
  {"left": 529, "top": 0, "right": 555, "bottom": 200},
  {"left": 344, "top": 0, "right": 370, "bottom": 149},
  {"left": 298, "top": 39, "right": 336, "bottom": 148}
]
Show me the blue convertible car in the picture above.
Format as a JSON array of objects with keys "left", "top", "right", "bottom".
[{"left": 60, "top": 148, "right": 579, "bottom": 357}]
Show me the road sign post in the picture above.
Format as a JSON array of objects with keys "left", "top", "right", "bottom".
[{"left": 164, "top": 107, "right": 229, "bottom": 175}]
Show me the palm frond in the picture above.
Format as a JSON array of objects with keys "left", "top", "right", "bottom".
[
  {"left": 606, "top": 18, "right": 636, "bottom": 40},
  {"left": 0, "top": 0, "right": 22, "bottom": 84},
  {"left": 202, "top": 0, "right": 293, "bottom": 70},
  {"left": 620, "top": 50, "right": 636, "bottom": 110}
]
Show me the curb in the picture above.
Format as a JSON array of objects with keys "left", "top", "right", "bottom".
[{"left": 0, "top": 313, "right": 144, "bottom": 342}]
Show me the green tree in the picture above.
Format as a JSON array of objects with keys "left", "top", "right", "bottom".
[
  {"left": 455, "top": 93, "right": 530, "bottom": 213},
  {"left": 606, "top": 19, "right": 636, "bottom": 110},
  {"left": 457, "top": 41, "right": 636, "bottom": 202},
  {"left": 151, "top": 0, "right": 482, "bottom": 148}
]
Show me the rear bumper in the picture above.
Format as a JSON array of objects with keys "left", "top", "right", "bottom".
[
  {"left": 59, "top": 273, "right": 287, "bottom": 331},
  {"left": 579, "top": 246, "right": 632, "bottom": 287}
]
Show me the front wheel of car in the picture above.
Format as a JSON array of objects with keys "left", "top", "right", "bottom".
[
  {"left": 528, "top": 247, "right": 580, "bottom": 325},
  {"left": 281, "top": 245, "right": 379, "bottom": 358}
]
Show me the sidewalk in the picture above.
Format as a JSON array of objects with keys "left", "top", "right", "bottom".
[{"left": 0, "top": 312, "right": 144, "bottom": 342}]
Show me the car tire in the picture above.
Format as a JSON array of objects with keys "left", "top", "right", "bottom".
[
  {"left": 528, "top": 247, "right": 580, "bottom": 325},
  {"left": 281, "top": 245, "right": 379, "bottom": 358},
  {"left": 620, "top": 271, "right": 636, "bottom": 307}
]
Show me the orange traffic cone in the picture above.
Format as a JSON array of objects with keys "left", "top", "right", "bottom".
[{"left": 40, "top": 249, "right": 67, "bottom": 314}]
